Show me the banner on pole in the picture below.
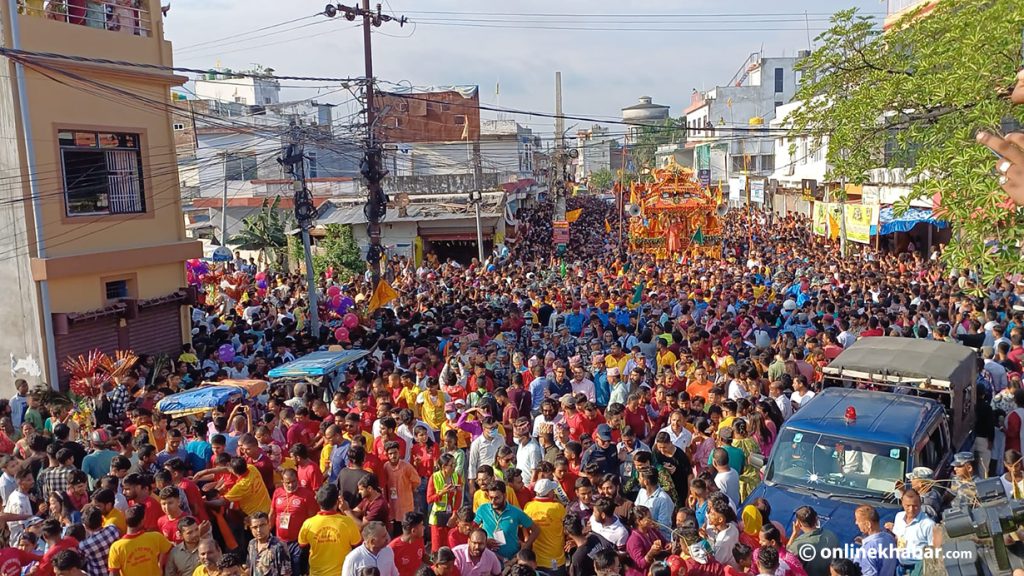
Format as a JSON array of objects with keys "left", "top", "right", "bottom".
[
  {"left": 812, "top": 202, "right": 878, "bottom": 244},
  {"left": 553, "top": 221, "right": 570, "bottom": 244},
  {"left": 750, "top": 179, "right": 765, "bottom": 203}
]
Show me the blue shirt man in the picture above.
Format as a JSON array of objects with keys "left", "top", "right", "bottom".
[
  {"left": 854, "top": 507, "right": 899, "bottom": 576},
  {"left": 474, "top": 481, "right": 537, "bottom": 560},
  {"left": 565, "top": 309, "right": 586, "bottom": 336}
]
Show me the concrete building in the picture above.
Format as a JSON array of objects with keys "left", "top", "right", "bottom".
[
  {"left": 683, "top": 52, "right": 805, "bottom": 206},
  {"left": 314, "top": 192, "right": 506, "bottom": 264},
  {"left": 573, "top": 125, "right": 618, "bottom": 181},
  {"left": 172, "top": 91, "right": 362, "bottom": 244},
  {"left": 885, "top": 0, "right": 940, "bottom": 29},
  {"left": 194, "top": 69, "right": 281, "bottom": 106},
  {"left": 769, "top": 101, "right": 829, "bottom": 217},
  {"left": 0, "top": 1, "right": 202, "bottom": 391}
]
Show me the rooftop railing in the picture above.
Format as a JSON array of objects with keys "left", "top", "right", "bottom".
[{"left": 19, "top": 0, "right": 152, "bottom": 37}]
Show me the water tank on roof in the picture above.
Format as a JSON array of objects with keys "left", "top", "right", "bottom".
[
  {"left": 749, "top": 117, "right": 764, "bottom": 126},
  {"left": 621, "top": 96, "right": 670, "bottom": 124}
]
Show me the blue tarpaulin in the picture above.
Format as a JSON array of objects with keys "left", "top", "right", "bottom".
[
  {"left": 878, "top": 206, "right": 947, "bottom": 235},
  {"left": 267, "top": 349, "right": 370, "bottom": 379},
  {"left": 157, "top": 386, "right": 249, "bottom": 416}
]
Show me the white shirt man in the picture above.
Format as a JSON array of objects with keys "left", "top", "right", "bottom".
[
  {"left": 4, "top": 483, "right": 32, "bottom": 546},
  {"left": 658, "top": 421, "right": 693, "bottom": 452},
  {"left": 892, "top": 508, "right": 936, "bottom": 564},
  {"left": 589, "top": 515, "right": 629, "bottom": 549},
  {"left": 341, "top": 527, "right": 399, "bottom": 576},
  {"left": 570, "top": 378, "right": 596, "bottom": 403}
]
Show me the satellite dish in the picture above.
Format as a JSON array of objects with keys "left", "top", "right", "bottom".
[{"left": 626, "top": 203, "right": 642, "bottom": 217}]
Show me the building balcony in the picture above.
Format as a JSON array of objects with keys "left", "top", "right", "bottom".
[
  {"left": 21, "top": 0, "right": 153, "bottom": 36},
  {"left": 16, "top": 0, "right": 171, "bottom": 67}
]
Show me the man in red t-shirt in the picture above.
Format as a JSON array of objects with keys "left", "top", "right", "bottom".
[
  {"left": 156, "top": 486, "right": 187, "bottom": 543},
  {"left": 0, "top": 547, "right": 40, "bottom": 576},
  {"left": 239, "top": 435, "right": 275, "bottom": 496},
  {"left": 35, "top": 520, "right": 78, "bottom": 576},
  {"left": 289, "top": 444, "right": 324, "bottom": 492},
  {"left": 389, "top": 512, "right": 427, "bottom": 576},
  {"left": 270, "top": 469, "right": 318, "bottom": 543},
  {"left": 164, "top": 459, "right": 209, "bottom": 524},
  {"left": 123, "top": 473, "right": 162, "bottom": 532},
  {"left": 561, "top": 397, "right": 586, "bottom": 441},
  {"left": 286, "top": 408, "right": 320, "bottom": 452}
]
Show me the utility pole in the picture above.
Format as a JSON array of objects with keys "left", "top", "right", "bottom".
[
  {"left": 553, "top": 71, "right": 566, "bottom": 221},
  {"left": 324, "top": 2, "right": 406, "bottom": 291},
  {"left": 471, "top": 144, "right": 485, "bottom": 262},
  {"left": 280, "top": 124, "right": 320, "bottom": 336},
  {"left": 221, "top": 152, "right": 229, "bottom": 247}
]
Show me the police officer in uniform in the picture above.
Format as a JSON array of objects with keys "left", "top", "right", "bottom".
[{"left": 948, "top": 452, "right": 980, "bottom": 511}]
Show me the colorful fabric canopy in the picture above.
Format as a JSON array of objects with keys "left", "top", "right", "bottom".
[{"left": 877, "top": 206, "right": 947, "bottom": 235}]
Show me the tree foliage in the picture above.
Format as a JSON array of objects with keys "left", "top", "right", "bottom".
[
  {"left": 228, "top": 196, "right": 290, "bottom": 270},
  {"left": 788, "top": 1, "right": 1024, "bottom": 281},
  {"left": 630, "top": 118, "right": 684, "bottom": 178},
  {"left": 312, "top": 224, "right": 366, "bottom": 282},
  {"left": 588, "top": 168, "right": 615, "bottom": 192}
]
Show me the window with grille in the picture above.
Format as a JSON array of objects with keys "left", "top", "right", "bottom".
[
  {"left": 59, "top": 130, "right": 145, "bottom": 216},
  {"left": 105, "top": 280, "right": 129, "bottom": 301},
  {"left": 224, "top": 153, "right": 258, "bottom": 181}
]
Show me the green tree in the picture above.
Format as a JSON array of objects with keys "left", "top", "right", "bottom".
[
  {"left": 630, "top": 118, "right": 684, "bottom": 178},
  {"left": 789, "top": 1, "right": 1024, "bottom": 281},
  {"left": 312, "top": 224, "right": 366, "bottom": 282},
  {"left": 228, "top": 196, "right": 290, "bottom": 270},
  {"left": 588, "top": 168, "right": 615, "bottom": 192}
]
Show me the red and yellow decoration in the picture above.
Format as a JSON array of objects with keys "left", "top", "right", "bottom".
[{"left": 626, "top": 159, "right": 724, "bottom": 259}]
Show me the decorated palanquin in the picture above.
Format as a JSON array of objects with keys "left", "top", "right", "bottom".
[{"left": 627, "top": 159, "right": 724, "bottom": 259}]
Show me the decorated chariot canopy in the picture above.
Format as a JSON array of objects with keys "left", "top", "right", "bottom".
[{"left": 626, "top": 159, "right": 725, "bottom": 259}]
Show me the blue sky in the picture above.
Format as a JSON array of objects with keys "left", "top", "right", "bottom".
[{"left": 166, "top": 0, "right": 883, "bottom": 132}]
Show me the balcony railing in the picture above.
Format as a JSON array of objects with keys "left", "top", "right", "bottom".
[{"left": 19, "top": 0, "right": 152, "bottom": 37}]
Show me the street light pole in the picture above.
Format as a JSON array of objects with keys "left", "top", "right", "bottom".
[{"left": 470, "top": 191, "right": 484, "bottom": 262}]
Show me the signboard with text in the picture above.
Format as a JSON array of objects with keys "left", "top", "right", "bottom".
[{"left": 553, "top": 221, "right": 570, "bottom": 244}]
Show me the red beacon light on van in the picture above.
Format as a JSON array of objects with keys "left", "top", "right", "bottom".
[{"left": 845, "top": 406, "right": 857, "bottom": 422}]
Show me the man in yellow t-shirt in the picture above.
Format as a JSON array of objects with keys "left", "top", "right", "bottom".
[
  {"left": 192, "top": 538, "right": 222, "bottom": 576},
  {"left": 223, "top": 458, "right": 271, "bottom": 516},
  {"left": 92, "top": 489, "right": 127, "bottom": 535},
  {"left": 523, "top": 479, "right": 567, "bottom": 570},
  {"left": 109, "top": 503, "right": 173, "bottom": 576},
  {"left": 471, "top": 467, "right": 518, "bottom": 512},
  {"left": 656, "top": 340, "right": 677, "bottom": 374},
  {"left": 298, "top": 484, "right": 362, "bottom": 576}
]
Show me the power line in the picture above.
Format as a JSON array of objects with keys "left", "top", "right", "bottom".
[
  {"left": 174, "top": 12, "right": 325, "bottom": 50},
  {"left": 0, "top": 47, "right": 364, "bottom": 83}
]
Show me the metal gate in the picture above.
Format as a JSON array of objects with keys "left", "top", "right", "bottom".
[
  {"left": 54, "top": 316, "right": 119, "bottom": 387},
  {"left": 129, "top": 303, "right": 184, "bottom": 359}
]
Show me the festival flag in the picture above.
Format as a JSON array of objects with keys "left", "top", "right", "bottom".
[
  {"left": 604, "top": 219, "right": 612, "bottom": 233},
  {"left": 631, "top": 281, "right": 645, "bottom": 305},
  {"left": 692, "top": 227, "right": 705, "bottom": 245},
  {"left": 367, "top": 279, "right": 399, "bottom": 312},
  {"left": 566, "top": 208, "right": 583, "bottom": 223}
]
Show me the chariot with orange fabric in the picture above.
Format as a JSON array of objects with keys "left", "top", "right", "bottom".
[{"left": 626, "top": 159, "right": 725, "bottom": 260}]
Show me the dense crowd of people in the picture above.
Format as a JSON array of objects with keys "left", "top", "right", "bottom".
[{"left": 6, "top": 165, "right": 1024, "bottom": 576}]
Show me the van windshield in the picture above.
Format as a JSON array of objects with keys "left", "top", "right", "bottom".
[{"left": 765, "top": 428, "right": 907, "bottom": 498}]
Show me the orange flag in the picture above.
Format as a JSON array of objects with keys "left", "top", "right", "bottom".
[
  {"left": 367, "top": 279, "right": 399, "bottom": 312},
  {"left": 566, "top": 208, "right": 583, "bottom": 223}
]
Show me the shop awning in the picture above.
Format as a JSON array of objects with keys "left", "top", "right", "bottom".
[{"left": 878, "top": 206, "right": 947, "bottom": 235}]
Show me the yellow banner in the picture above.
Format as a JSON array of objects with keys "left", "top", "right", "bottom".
[
  {"left": 812, "top": 202, "right": 877, "bottom": 244},
  {"left": 844, "top": 203, "right": 876, "bottom": 244}
]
